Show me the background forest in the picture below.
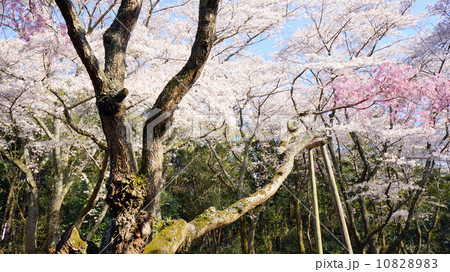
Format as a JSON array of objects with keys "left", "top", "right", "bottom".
[{"left": 0, "top": 0, "right": 449, "bottom": 254}]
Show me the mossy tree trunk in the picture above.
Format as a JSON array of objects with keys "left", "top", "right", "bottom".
[
  {"left": 55, "top": 0, "right": 220, "bottom": 253},
  {"left": 56, "top": 0, "right": 141, "bottom": 253},
  {"left": 56, "top": 0, "right": 318, "bottom": 255}
]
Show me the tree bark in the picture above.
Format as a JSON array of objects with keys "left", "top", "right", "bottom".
[
  {"left": 135, "top": 0, "right": 220, "bottom": 253},
  {"left": 56, "top": 0, "right": 143, "bottom": 254},
  {"left": 55, "top": 225, "right": 87, "bottom": 254},
  {"left": 25, "top": 179, "right": 39, "bottom": 254},
  {"left": 240, "top": 217, "right": 249, "bottom": 254},
  {"left": 44, "top": 168, "right": 64, "bottom": 252},
  {"left": 248, "top": 215, "right": 258, "bottom": 254},
  {"left": 44, "top": 122, "right": 65, "bottom": 251}
]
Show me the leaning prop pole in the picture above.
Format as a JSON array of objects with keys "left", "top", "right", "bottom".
[
  {"left": 308, "top": 148, "right": 323, "bottom": 254},
  {"left": 320, "top": 145, "right": 353, "bottom": 254}
]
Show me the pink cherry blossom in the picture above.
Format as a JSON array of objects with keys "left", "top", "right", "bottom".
[
  {"left": 1, "top": 0, "right": 47, "bottom": 41},
  {"left": 331, "top": 62, "right": 450, "bottom": 128}
]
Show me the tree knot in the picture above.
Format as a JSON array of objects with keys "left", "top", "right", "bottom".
[{"left": 96, "top": 89, "right": 128, "bottom": 116}]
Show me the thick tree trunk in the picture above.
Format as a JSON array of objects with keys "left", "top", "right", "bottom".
[
  {"left": 151, "top": 159, "right": 165, "bottom": 223},
  {"left": 55, "top": 0, "right": 220, "bottom": 254},
  {"left": 100, "top": 111, "right": 142, "bottom": 253},
  {"left": 142, "top": 139, "right": 165, "bottom": 222},
  {"left": 55, "top": 0, "right": 222, "bottom": 254},
  {"left": 25, "top": 183, "right": 39, "bottom": 254}
]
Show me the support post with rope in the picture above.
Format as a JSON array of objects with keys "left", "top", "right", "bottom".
[{"left": 305, "top": 139, "right": 353, "bottom": 254}]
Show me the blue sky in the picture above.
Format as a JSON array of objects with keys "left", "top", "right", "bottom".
[
  {"left": 250, "top": 0, "right": 440, "bottom": 56},
  {"left": 412, "top": 0, "right": 435, "bottom": 13}
]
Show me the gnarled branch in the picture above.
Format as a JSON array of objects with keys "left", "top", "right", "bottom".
[{"left": 144, "top": 129, "right": 317, "bottom": 254}]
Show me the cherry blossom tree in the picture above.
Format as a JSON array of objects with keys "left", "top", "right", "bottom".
[
  {"left": 0, "top": 1, "right": 112, "bottom": 253},
  {"left": 0, "top": 0, "right": 47, "bottom": 41},
  {"left": 408, "top": 0, "right": 449, "bottom": 76},
  {"left": 0, "top": 21, "right": 108, "bottom": 252},
  {"left": 1, "top": 0, "right": 448, "bottom": 254},
  {"left": 325, "top": 61, "right": 449, "bottom": 253}
]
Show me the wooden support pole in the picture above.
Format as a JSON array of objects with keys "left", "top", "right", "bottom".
[
  {"left": 308, "top": 149, "right": 323, "bottom": 254},
  {"left": 320, "top": 145, "right": 353, "bottom": 254}
]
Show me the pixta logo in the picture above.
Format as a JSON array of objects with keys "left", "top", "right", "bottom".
[
  {"left": 144, "top": 108, "right": 171, "bottom": 144},
  {"left": 125, "top": 107, "right": 171, "bottom": 149}
]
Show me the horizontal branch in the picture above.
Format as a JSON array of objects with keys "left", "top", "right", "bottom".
[{"left": 144, "top": 129, "right": 316, "bottom": 254}]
